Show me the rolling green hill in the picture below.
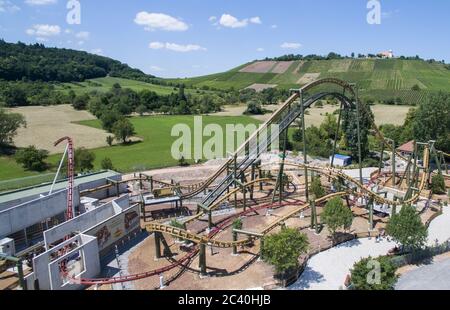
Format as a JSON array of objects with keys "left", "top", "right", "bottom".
[
  {"left": 169, "top": 58, "right": 450, "bottom": 104},
  {"left": 55, "top": 76, "right": 216, "bottom": 97}
]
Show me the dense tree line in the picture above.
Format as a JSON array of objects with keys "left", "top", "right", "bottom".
[
  {"left": 264, "top": 52, "right": 349, "bottom": 61},
  {"left": 380, "top": 92, "right": 450, "bottom": 153},
  {"left": 0, "top": 40, "right": 154, "bottom": 82}
]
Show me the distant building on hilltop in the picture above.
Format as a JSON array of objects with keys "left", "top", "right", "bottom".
[{"left": 378, "top": 50, "right": 394, "bottom": 59}]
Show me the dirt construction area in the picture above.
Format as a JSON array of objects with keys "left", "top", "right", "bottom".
[{"left": 6, "top": 105, "right": 110, "bottom": 153}]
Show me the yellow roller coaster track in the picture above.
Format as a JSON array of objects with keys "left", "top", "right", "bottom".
[{"left": 145, "top": 191, "right": 348, "bottom": 248}]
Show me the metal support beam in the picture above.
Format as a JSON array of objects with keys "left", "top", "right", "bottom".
[
  {"left": 232, "top": 231, "right": 238, "bottom": 255},
  {"left": 154, "top": 232, "right": 161, "bottom": 259},
  {"left": 199, "top": 243, "right": 207, "bottom": 276},
  {"left": 368, "top": 198, "right": 374, "bottom": 231},
  {"left": 378, "top": 141, "right": 385, "bottom": 176},
  {"left": 330, "top": 101, "right": 343, "bottom": 181},
  {"left": 310, "top": 199, "right": 316, "bottom": 229},
  {"left": 355, "top": 88, "right": 363, "bottom": 185},
  {"left": 300, "top": 90, "right": 309, "bottom": 201}
]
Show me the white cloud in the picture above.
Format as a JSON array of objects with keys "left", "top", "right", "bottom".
[
  {"left": 0, "top": 0, "right": 20, "bottom": 13},
  {"left": 26, "top": 24, "right": 61, "bottom": 37},
  {"left": 91, "top": 48, "right": 103, "bottom": 55},
  {"left": 256, "top": 47, "right": 264, "bottom": 52},
  {"left": 25, "top": 0, "right": 57, "bottom": 5},
  {"left": 77, "top": 40, "right": 84, "bottom": 46},
  {"left": 150, "top": 65, "right": 164, "bottom": 72},
  {"left": 219, "top": 14, "right": 248, "bottom": 28},
  {"left": 134, "top": 12, "right": 188, "bottom": 31},
  {"left": 208, "top": 16, "right": 217, "bottom": 22},
  {"left": 75, "top": 31, "right": 90, "bottom": 40},
  {"left": 149, "top": 42, "right": 165, "bottom": 49},
  {"left": 36, "top": 37, "right": 48, "bottom": 42},
  {"left": 271, "top": 24, "right": 278, "bottom": 29},
  {"left": 250, "top": 17, "right": 262, "bottom": 24},
  {"left": 218, "top": 14, "right": 262, "bottom": 28},
  {"left": 149, "top": 42, "right": 206, "bottom": 52},
  {"left": 281, "top": 42, "right": 302, "bottom": 49}
]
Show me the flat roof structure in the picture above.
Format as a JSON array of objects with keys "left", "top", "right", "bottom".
[{"left": 0, "top": 170, "right": 120, "bottom": 206}]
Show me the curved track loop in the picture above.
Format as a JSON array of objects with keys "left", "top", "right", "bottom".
[{"left": 66, "top": 78, "right": 440, "bottom": 286}]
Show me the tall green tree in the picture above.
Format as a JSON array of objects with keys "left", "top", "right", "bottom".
[
  {"left": 386, "top": 204, "right": 427, "bottom": 250},
  {"left": 74, "top": 147, "right": 96, "bottom": 172},
  {"left": 0, "top": 109, "right": 26, "bottom": 146},
  {"left": 310, "top": 176, "right": 325, "bottom": 198},
  {"left": 412, "top": 92, "right": 450, "bottom": 153},
  {"left": 341, "top": 101, "right": 373, "bottom": 160},
  {"left": 112, "top": 118, "right": 135, "bottom": 144},
  {"left": 321, "top": 197, "right": 353, "bottom": 243},
  {"left": 262, "top": 228, "right": 309, "bottom": 274},
  {"left": 431, "top": 174, "right": 446, "bottom": 194}
]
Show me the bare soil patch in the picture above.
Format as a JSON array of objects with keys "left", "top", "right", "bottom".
[
  {"left": 6, "top": 105, "right": 110, "bottom": 154},
  {"left": 271, "top": 61, "right": 295, "bottom": 74},
  {"left": 239, "top": 61, "right": 277, "bottom": 73}
]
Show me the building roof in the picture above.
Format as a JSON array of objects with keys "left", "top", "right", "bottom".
[
  {"left": 333, "top": 154, "right": 352, "bottom": 160},
  {"left": 397, "top": 140, "right": 415, "bottom": 153},
  {"left": 0, "top": 170, "right": 120, "bottom": 205}
]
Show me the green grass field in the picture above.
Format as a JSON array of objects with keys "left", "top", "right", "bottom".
[
  {"left": 169, "top": 58, "right": 450, "bottom": 105},
  {"left": 54, "top": 77, "right": 218, "bottom": 96},
  {"left": 0, "top": 115, "right": 261, "bottom": 184}
]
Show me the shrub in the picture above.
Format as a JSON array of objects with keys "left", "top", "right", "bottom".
[
  {"left": 262, "top": 228, "right": 309, "bottom": 274},
  {"left": 350, "top": 256, "right": 398, "bottom": 290},
  {"left": 15, "top": 146, "right": 48, "bottom": 171}
]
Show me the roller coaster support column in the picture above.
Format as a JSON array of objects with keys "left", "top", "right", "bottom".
[
  {"left": 368, "top": 198, "right": 374, "bottom": 231},
  {"left": 378, "top": 141, "right": 385, "bottom": 176},
  {"left": 399, "top": 152, "right": 414, "bottom": 189},
  {"left": 299, "top": 89, "right": 309, "bottom": 201},
  {"left": 154, "top": 232, "right": 161, "bottom": 259},
  {"left": 259, "top": 167, "right": 263, "bottom": 191},
  {"left": 330, "top": 101, "right": 343, "bottom": 181},
  {"left": 250, "top": 164, "right": 256, "bottom": 200},
  {"left": 199, "top": 243, "right": 207, "bottom": 276},
  {"left": 430, "top": 141, "right": 442, "bottom": 175},
  {"left": 149, "top": 176, "right": 154, "bottom": 192},
  {"left": 138, "top": 173, "right": 143, "bottom": 190},
  {"left": 232, "top": 231, "right": 238, "bottom": 255},
  {"left": 353, "top": 85, "right": 363, "bottom": 185},
  {"left": 208, "top": 211, "right": 213, "bottom": 230},
  {"left": 235, "top": 179, "right": 247, "bottom": 211},
  {"left": 310, "top": 199, "right": 317, "bottom": 230}
]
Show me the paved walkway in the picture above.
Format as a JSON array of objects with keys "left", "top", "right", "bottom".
[
  {"left": 427, "top": 205, "right": 450, "bottom": 246},
  {"left": 288, "top": 205, "right": 450, "bottom": 290},
  {"left": 288, "top": 238, "right": 396, "bottom": 290},
  {"left": 396, "top": 258, "right": 450, "bottom": 290}
]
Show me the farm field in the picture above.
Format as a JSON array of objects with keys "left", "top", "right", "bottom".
[
  {"left": 169, "top": 59, "right": 450, "bottom": 105},
  {"left": 0, "top": 115, "right": 261, "bottom": 182},
  {"left": 214, "top": 103, "right": 412, "bottom": 126},
  {"left": 5, "top": 105, "right": 112, "bottom": 154}
]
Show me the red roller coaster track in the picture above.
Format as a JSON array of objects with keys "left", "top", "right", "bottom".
[{"left": 68, "top": 198, "right": 305, "bottom": 286}]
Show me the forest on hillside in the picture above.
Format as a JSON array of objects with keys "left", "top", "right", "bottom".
[{"left": 0, "top": 40, "right": 154, "bottom": 82}]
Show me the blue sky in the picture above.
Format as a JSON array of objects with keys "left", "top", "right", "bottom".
[{"left": 1, "top": 0, "right": 449, "bottom": 78}]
